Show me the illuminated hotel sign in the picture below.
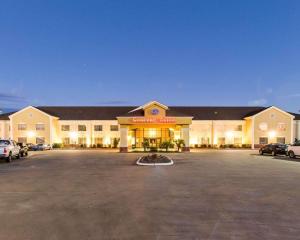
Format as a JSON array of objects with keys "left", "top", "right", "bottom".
[{"left": 131, "top": 117, "right": 176, "bottom": 124}]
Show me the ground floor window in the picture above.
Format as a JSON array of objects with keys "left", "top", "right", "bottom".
[
  {"left": 78, "top": 137, "right": 86, "bottom": 145},
  {"left": 62, "top": 137, "right": 70, "bottom": 145},
  {"left": 259, "top": 137, "right": 268, "bottom": 145},
  {"left": 36, "top": 137, "right": 45, "bottom": 144},
  {"left": 234, "top": 137, "right": 242, "bottom": 145},
  {"left": 201, "top": 137, "right": 210, "bottom": 145},
  {"left": 277, "top": 137, "right": 285, "bottom": 144},
  {"left": 18, "top": 137, "right": 27, "bottom": 143},
  {"left": 218, "top": 137, "right": 225, "bottom": 145},
  {"left": 129, "top": 128, "right": 174, "bottom": 148},
  {"left": 94, "top": 137, "right": 103, "bottom": 145}
]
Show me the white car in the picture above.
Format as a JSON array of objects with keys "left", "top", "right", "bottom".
[
  {"left": 0, "top": 140, "right": 21, "bottom": 162},
  {"left": 287, "top": 141, "right": 300, "bottom": 158}
]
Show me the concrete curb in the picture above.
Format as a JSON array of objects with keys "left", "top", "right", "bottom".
[{"left": 136, "top": 156, "right": 174, "bottom": 166}]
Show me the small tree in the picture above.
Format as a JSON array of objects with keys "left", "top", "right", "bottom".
[
  {"left": 113, "top": 138, "right": 120, "bottom": 148},
  {"left": 174, "top": 139, "right": 185, "bottom": 152},
  {"left": 160, "top": 140, "right": 174, "bottom": 152},
  {"left": 142, "top": 139, "right": 150, "bottom": 152}
]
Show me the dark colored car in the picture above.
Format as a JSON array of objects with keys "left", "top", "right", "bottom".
[
  {"left": 17, "top": 143, "right": 28, "bottom": 157},
  {"left": 259, "top": 144, "right": 287, "bottom": 156},
  {"left": 27, "top": 143, "right": 35, "bottom": 151},
  {"left": 31, "top": 144, "right": 52, "bottom": 151}
]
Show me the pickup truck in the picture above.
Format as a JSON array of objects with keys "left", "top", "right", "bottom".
[
  {"left": 0, "top": 140, "right": 21, "bottom": 162},
  {"left": 287, "top": 141, "right": 300, "bottom": 158}
]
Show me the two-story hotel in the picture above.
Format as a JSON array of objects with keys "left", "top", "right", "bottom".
[{"left": 0, "top": 101, "right": 300, "bottom": 152}]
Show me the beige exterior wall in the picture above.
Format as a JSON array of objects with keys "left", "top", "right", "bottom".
[
  {"left": 253, "top": 107, "right": 294, "bottom": 146},
  {"left": 1, "top": 105, "right": 298, "bottom": 148},
  {"left": 0, "top": 120, "right": 10, "bottom": 139},
  {"left": 190, "top": 120, "right": 245, "bottom": 146},
  {"left": 57, "top": 120, "right": 119, "bottom": 146},
  {"left": 9, "top": 107, "right": 52, "bottom": 144}
]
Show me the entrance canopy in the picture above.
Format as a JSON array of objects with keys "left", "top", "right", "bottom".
[{"left": 117, "top": 101, "right": 193, "bottom": 152}]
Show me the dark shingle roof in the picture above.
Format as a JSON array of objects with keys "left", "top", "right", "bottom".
[{"left": 0, "top": 106, "right": 299, "bottom": 120}]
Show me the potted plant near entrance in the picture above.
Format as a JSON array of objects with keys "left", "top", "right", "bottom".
[
  {"left": 142, "top": 139, "right": 150, "bottom": 152},
  {"left": 160, "top": 140, "right": 174, "bottom": 152},
  {"left": 174, "top": 139, "right": 185, "bottom": 152}
]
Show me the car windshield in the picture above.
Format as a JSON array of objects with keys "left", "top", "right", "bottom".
[{"left": 0, "top": 140, "right": 10, "bottom": 146}]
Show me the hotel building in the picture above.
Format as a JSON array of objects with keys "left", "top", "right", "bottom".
[{"left": 0, "top": 101, "right": 300, "bottom": 152}]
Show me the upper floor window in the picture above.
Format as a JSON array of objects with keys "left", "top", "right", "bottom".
[
  {"left": 277, "top": 123, "right": 286, "bottom": 131},
  {"left": 110, "top": 125, "right": 119, "bottom": 131},
  {"left": 61, "top": 125, "right": 70, "bottom": 131},
  {"left": 18, "top": 124, "right": 26, "bottom": 131},
  {"left": 94, "top": 125, "right": 103, "bottom": 131},
  {"left": 78, "top": 125, "right": 86, "bottom": 131},
  {"left": 36, "top": 123, "right": 45, "bottom": 131},
  {"left": 235, "top": 125, "right": 242, "bottom": 131}
]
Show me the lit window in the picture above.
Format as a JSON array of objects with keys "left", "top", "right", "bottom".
[
  {"left": 61, "top": 125, "right": 70, "bottom": 131},
  {"left": 110, "top": 125, "right": 119, "bottom": 131},
  {"left": 259, "top": 137, "right": 268, "bottom": 145},
  {"left": 78, "top": 125, "right": 86, "bottom": 131},
  {"left": 18, "top": 124, "right": 27, "bottom": 130},
  {"left": 18, "top": 137, "right": 27, "bottom": 143},
  {"left": 36, "top": 137, "right": 45, "bottom": 144},
  {"left": 36, "top": 123, "right": 45, "bottom": 131},
  {"left": 277, "top": 137, "right": 285, "bottom": 144},
  {"left": 94, "top": 125, "right": 103, "bottom": 131}
]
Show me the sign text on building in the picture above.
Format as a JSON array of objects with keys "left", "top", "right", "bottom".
[{"left": 131, "top": 117, "right": 176, "bottom": 124}]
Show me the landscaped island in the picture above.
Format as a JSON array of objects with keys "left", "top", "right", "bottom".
[{"left": 136, "top": 154, "right": 174, "bottom": 166}]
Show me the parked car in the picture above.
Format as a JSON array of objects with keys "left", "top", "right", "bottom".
[
  {"left": 259, "top": 143, "right": 287, "bottom": 156},
  {"left": 27, "top": 143, "right": 35, "bottom": 151},
  {"left": 17, "top": 143, "right": 28, "bottom": 157},
  {"left": 31, "top": 144, "right": 52, "bottom": 151},
  {"left": 0, "top": 139, "right": 21, "bottom": 162},
  {"left": 287, "top": 141, "right": 300, "bottom": 158}
]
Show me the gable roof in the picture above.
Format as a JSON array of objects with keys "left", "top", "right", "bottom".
[{"left": 0, "top": 106, "right": 299, "bottom": 121}]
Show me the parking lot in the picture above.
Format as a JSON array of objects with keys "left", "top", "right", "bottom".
[{"left": 0, "top": 150, "right": 300, "bottom": 239}]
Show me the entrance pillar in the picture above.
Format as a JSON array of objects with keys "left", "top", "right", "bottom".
[
  {"left": 119, "top": 125, "right": 128, "bottom": 152},
  {"left": 181, "top": 125, "right": 190, "bottom": 152}
]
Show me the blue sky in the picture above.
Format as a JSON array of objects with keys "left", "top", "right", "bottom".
[{"left": 0, "top": 0, "right": 300, "bottom": 112}]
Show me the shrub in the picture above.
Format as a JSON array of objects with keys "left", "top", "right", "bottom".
[
  {"left": 52, "top": 143, "right": 63, "bottom": 149},
  {"left": 241, "top": 144, "right": 251, "bottom": 148},
  {"left": 142, "top": 139, "right": 150, "bottom": 151},
  {"left": 150, "top": 147, "right": 158, "bottom": 152},
  {"left": 160, "top": 140, "right": 174, "bottom": 152},
  {"left": 174, "top": 139, "right": 185, "bottom": 151},
  {"left": 96, "top": 143, "right": 103, "bottom": 148},
  {"left": 112, "top": 138, "right": 120, "bottom": 148}
]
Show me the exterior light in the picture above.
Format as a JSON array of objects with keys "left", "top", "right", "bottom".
[
  {"left": 27, "top": 131, "right": 35, "bottom": 138},
  {"left": 226, "top": 131, "right": 234, "bottom": 138},
  {"left": 268, "top": 131, "right": 276, "bottom": 138},
  {"left": 69, "top": 131, "right": 78, "bottom": 140},
  {"left": 149, "top": 129, "right": 156, "bottom": 137}
]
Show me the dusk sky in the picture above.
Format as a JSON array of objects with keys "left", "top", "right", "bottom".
[{"left": 0, "top": 0, "right": 300, "bottom": 112}]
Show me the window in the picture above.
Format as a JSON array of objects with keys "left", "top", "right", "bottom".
[
  {"left": 36, "top": 123, "right": 45, "bottom": 131},
  {"left": 234, "top": 138, "right": 242, "bottom": 145},
  {"left": 235, "top": 125, "right": 242, "bottom": 131},
  {"left": 110, "top": 125, "right": 119, "bottom": 131},
  {"left": 277, "top": 137, "right": 285, "bottom": 144},
  {"left": 94, "top": 137, "right": 103, "bottom": 145},
  {"left": 36, "top": 137, "right": 45, "bottom": 144},
  {"left": 259, "top": 137, "right": 268, "bottom": 145},
  {"left": 18, "top": 124, "right": 26, "bottom": 130},
  {"left": 218, "top": 137, "right": 225, "bottom": 145},
  {"left": 62, "top": 138, "right": 70, "bottom": 145},
  {"left": 78, "top": 125, "right": 86, "bottom": 131},
  {"left": 18, "top": 137, "right": 27, "bottom": 143},
  {"left": 61, "top": 125, "right": 70, "bottom": 131},
  {"left": 78, "top": 137, "right": 86, "bottom": 145},
  {"left": 94, "top": 125, "right": 103, "bottom": 131}
]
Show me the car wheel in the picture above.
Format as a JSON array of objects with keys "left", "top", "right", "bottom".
[
  {"left": 289, "top": 151, "right": 296, "bottom": 159},
  {"left": 6, "top": 153, "right": 12, "bottom": 163},
  {"left": 272, "top": 151, "right": 276, "bottom": 156},
  {"left": 259, "top": 150, "right": 263, "bottom": 155}
]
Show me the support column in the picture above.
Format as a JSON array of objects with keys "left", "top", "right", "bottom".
[
  {"left": 119, "top": 125, "right": 128, "bottom": 152},
  {"left": 181, "top": 125, "right": 190, "bottom": 152}
]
